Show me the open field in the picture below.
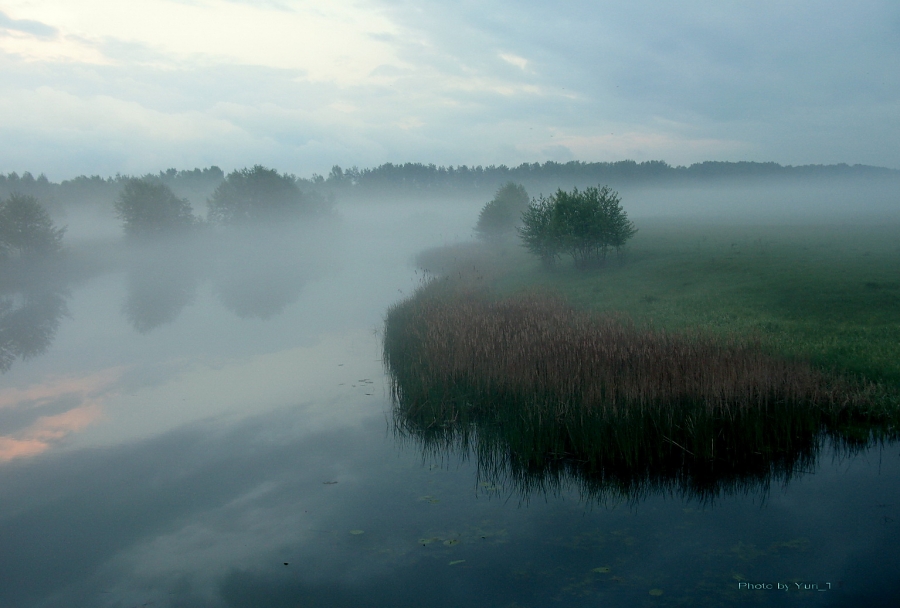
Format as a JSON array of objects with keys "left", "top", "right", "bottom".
[{"left": 469, "top": 220, "right": 900, "bottom": 386}]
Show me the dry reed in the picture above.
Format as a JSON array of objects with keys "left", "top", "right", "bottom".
[{"left": 384, "top": 280, "right": 895, "bottom": 501}]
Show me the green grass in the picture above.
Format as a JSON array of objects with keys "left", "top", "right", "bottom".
[{"left": 487, "top": 221, "right": 900, "bottom": 386}]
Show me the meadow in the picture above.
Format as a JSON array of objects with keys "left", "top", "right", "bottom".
[{"left": 476, "top": 220, "right": 900, "bottom": 386}]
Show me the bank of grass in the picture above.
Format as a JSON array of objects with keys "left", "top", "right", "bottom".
[
  {"left": 385, "top": 281, "right": 896, "bottom": 501},
  {"left": 390, "top": 221, "right": 900, "bottom": 499},
  {"left": 488, "top": 220, "right": 900, "bottom": 386}
]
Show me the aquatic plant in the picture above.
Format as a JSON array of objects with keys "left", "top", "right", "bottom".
[{"left": 384, "top": 281, "right": 896, "bottom": 502}]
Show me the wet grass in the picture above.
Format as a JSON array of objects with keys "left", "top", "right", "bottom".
[{"left": 487, "top": 221, "right": 900, "bottom": 386}]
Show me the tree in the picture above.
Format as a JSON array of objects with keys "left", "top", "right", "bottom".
[
  {"left": 207, "top": 165, "right": 312, "bottom": 224},
  {"left": 114, "top": 179, "right": 195, "bottom": 238},
  {"left": 0, "top": 193, "right": 65, "bottom": 261},
  {"left": 517, "top": 195, "right": 561, "bottom": 268},
  {"left": 475, "top": 182, "right": 530, "bottom": 242},
  {"left": 518, "top": 185, "right": 636, "bottom": 270}
]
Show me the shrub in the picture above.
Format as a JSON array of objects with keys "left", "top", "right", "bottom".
[{"left": 519, "top": 185, "right": 636, "bottom": 269}]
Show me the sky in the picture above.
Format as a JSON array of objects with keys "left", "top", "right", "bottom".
[{"left": 0, "top": 0, "right": 898, "bottom": 179}]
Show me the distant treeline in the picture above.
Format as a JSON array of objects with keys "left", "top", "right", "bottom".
[
  {"left": 0, "top": 167, "right": 226, "bottom": 210},
  {"left": 315, "top": 160, "right": 899, "bottom": 196},
  {"left": 2, "top": 161, "right": 898, "bottom": 208}
]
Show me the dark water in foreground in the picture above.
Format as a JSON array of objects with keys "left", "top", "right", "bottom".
[{"left": 1, "top": 204, "right": 898, "bottom": 607}]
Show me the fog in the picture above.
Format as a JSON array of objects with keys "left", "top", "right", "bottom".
[{"left": 2, "top": 171, "right": 900, "bottom": 606}]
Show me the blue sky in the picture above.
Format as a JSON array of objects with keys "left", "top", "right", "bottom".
[{"left": 1, "top": 0, "right": 898, "bottom": 179}]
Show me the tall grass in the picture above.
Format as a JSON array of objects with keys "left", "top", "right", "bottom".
[{"left": 385, "top": 280, "right": 898, "bottom": 502}]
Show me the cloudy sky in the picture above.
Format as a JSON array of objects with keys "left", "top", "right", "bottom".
[{"left": 0, "top": 0, "right": 898, "bottom": 179}]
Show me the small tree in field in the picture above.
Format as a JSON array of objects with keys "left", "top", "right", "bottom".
[
  {"left": 475, "top": 182, "right": 530, "bottom": 242},
  {"left": 114, "top": 179, "right": 195, "bottom": 238},
  {"left": 0, "top": 193, "right": 65, "bottom": 261},
  {"left": 517, "top": 195, "right": 561, "bottom": 268},
  {"left": 518, "top": 185, "right": 635, "bottom": 270}
]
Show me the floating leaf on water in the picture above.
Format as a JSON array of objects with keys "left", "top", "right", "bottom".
[
  {"left": 649, "top": 589, "right": 664, "bottom": 596},
  {"left": 444, "top": 539, "right": 459, "bottom": 546},
  {"left": 592, "top": 567, "right": 611, "bottom": 573},
  {"left": 349, "top": 530, "right": 364, "bottom": 535},
  {"left": 449, "top": 560, "right": 466, "bottom": 566}
]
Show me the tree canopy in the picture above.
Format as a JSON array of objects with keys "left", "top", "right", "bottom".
[
  {"left": 518, "top": 185, "right": 636, "bottom": 269},
  {"left": 114, "top": 179, "right": 196, "bottom": 238},
  {"left": 0, "top": 193, "right": 65, "bottom": 262},
  {"left": 207, "top": 165, "right": 313, "bottom": 224},
  {"left": 475, "top": 182, "right": 530, "bottom": 242}
]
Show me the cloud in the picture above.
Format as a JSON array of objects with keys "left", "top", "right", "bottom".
[
  {"left": 0, "top": 10, "right": 57, "bottom": 39},
  {"left": 0, "top": 0, "right": 898, "bottom": 176}
]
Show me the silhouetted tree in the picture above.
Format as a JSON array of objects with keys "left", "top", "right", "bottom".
[
  {"left": 475, "top": 182, "right": 530, "bottom": 242},
  {"left": 0, "top": 194, "right": 65, "bottom": 262},
  {"left": 207, "top": 165, "right": 313, "bottom": 224},
  {"left": 114, "top": 179, "right": 196, "bottom": 238}
]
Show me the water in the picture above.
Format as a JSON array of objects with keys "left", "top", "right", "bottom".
[{"left": 1, "top": 203, "right": 899, "bottom": 607}]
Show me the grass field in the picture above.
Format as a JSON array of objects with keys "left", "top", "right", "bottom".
[{"left": 478, "top": 220, "right": 900, "bottom": 386}]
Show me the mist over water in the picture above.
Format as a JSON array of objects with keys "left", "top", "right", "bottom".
[{"left": 1, "top": 179, "right": 899, "bottom": 606}]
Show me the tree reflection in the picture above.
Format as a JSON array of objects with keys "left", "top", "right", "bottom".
[
  {"left": 0, "top": 280, "right": 69, "bottom": 373},
  {"left": 123, "top": 258, "right": 201, "bottom": 334}
]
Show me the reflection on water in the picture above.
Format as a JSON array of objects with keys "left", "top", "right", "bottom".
[
  {"left": 0, "top": 269, "right": 70, "bottom": 373},
  {"left": 123, "top": 251, "right": 200, "bottom": 333},
  {"left": 122, "top": 223, "right": 327, "bottom": 332}
]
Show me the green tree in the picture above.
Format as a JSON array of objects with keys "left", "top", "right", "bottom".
[
  {"left": 475, "top": 182, "right": 530, "bottom": 242},
  {"left": 114, "top": 179, "right": 195, "bottom": 238},
  {"left": 517, "top": 194, "right": 561, "bottom": 268},
  {"left": 0, "top": 193, "right": 65, "bottom": 261},
  {"left": 518, "top": 185, "right": 635, "bottom": 270},
  {"left": 207, "top": 165, "right": 312, "bottom": 224}
]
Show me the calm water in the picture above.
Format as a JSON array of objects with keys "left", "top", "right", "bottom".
[{"left": 1, "top": 203, "right": 899, "bottom": 607}]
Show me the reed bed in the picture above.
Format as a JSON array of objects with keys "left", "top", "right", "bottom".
[{"left": 385, "top": 280, "right": 897, "bottom": 501}]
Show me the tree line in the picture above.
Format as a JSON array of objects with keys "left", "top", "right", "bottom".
[{"left": 3, "top": 160, "right": 896, "bottom": 210}]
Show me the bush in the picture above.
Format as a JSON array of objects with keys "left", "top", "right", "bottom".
[
  {"left": 475, "top": 182, "right": 530, "bottom": 242},
  {"left": 207, "top": 165, "right": 314, "bottom": 224},
  {"left": 114, "top": 179, "right": 196, "bottom": 238},
  {"left": 519, "top": 185, "right": 636, "bottom": 269},
  {"left": 0, "top": 193, "right": 65, "bottom": 261}
]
